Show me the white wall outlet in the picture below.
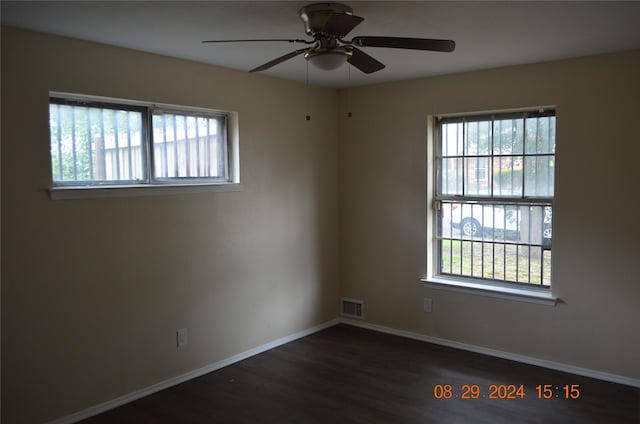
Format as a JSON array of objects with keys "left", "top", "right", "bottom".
[
  {"left": 177, "top": 328, "right": 188, "bottom": 348},
  {"left": 423, "top": 298, "right": 433, "bottom": 313}
]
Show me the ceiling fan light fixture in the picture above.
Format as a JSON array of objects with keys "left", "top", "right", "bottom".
[{"left": 305, "top": 49, "right": 352, "bottom": 70}]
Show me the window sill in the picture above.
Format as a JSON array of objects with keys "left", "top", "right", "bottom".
[
  {"left": 420, "top": 277, "right": 557, "bottom": 306},
  {"left": 50, "top": 182, "right": 243, "bottom": 200}
]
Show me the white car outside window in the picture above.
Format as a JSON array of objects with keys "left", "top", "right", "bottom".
[{"left": 448, "top": 203, "right": 551, "bottom": 244}]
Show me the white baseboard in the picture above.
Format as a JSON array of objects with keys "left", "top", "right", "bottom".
[
  {"left": 48, "top": 318, "right": 341, "bottom": 424},
  {"left": 339, "top": 318, "right": 640, "bottom": 388},
  {"left": 46, "top": 316, "right": 639, "bottom": 423}
]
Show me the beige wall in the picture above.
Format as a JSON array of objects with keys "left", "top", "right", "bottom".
[
  {"left": 1, "top": 27, "right": 340, "bottom": 424},
  {"left": 339, "top": 50, "right": 640, "bottom": 380}
]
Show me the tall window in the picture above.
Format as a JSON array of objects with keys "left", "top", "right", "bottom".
[
  {"left": 49, "top": 96, "right": 233, "bottom": 187},
  {"left": 434, "top": 110, "right": 555, "bottom": 287}
]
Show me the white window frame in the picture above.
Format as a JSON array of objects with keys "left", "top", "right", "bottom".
[
  {"left": 422, "top": 107, "right": 558, "bottom": 306},
  {"left": 48, "top": 92, "right": 240, "bottom": 200}
]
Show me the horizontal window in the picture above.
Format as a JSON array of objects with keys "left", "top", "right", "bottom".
[
  {"left": 49, "top": 94, "right": 237, "bottom": 190},
  {"left": 433, "top": 110, "right": 556, "bottom": 289}
]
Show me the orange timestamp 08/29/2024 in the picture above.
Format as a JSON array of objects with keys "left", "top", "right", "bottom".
[{"left": 432, "top": 384, "right": 581, "bottom": 400}]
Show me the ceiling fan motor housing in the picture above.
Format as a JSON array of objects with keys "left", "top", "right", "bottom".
[{"left": 299, "top": 3, "right": 354, "bottom": 36}]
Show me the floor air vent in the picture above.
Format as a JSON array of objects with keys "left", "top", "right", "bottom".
[{"left": 341, "top": 298, "right": 364, "bottom": 319}]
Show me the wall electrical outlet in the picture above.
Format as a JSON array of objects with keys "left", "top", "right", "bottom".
[
  {"left": 423, "top": 298, "right": 433, "bottom": 313},
  {"left": 177, "top": 328, "right": 188, "bottom": 348}
]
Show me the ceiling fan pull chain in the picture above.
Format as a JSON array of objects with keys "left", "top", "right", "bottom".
[
  {"left": 305, "top": 60, "right": 311, "bottom": 121},
  {"left": 347, "top": 64, "right": 352, "bottom": 118}
]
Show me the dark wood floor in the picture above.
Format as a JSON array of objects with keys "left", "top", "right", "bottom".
[{"left": 81, "top": 324, "right": 639, "bottom": 423}]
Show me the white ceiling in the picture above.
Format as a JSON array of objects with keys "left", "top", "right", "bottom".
[{"left": 2, "top": 1, "right": 640, "bottom": 88}]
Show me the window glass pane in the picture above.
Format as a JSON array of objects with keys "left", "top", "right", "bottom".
[
  {"left": 49, "top": 103, "right": 144, "bottom": 183},
  {"left": 152, "top": 112, "right": 225, "bottom": 180},
  {"left": 542, "top": 250, "right": 552, "bottom": 286},
  {"left": 438, "top": 158, "right": 463, "bottom": 195},
  {"left": 493, "top": 118, "right": 523, "bottom": 155},
  {"left": 543, "top": 206, "right": 553, "bottom": 246},
  {"left": 518, "top": 205, "right": 551, "bottom": 245},
  {"left": 438, "top": 202, "right": 451, "bottom": 239},
  {"left": 525, "top": 116, "right": 556, "bottom": 154},
  {"left": 464, "top": 157, "right": 490, "bottom": 196},
  {"left": 440, "top": 240, "right": 453, "bottom": 274},
  {"left": 524, "top": 156, "right": 554, "bottom": 197},
  {"left": 492, "top": 156, "right": 523, "bottom": 197},
  {"left": 465, "top": 120, "right": 491, "bottom": 156},
  {"left": 440, "top": 122, "right": 463, "bottom": 157}
]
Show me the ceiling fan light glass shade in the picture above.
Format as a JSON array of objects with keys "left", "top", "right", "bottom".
[{"left": 306, "top": 50, "right": 352, "bottom": 70}]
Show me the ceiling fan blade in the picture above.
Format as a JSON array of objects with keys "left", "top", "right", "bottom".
[
  {"left": 203, "top": 39, "right": 313, "bottom": 44},
  {"left": 347, "top": 47, "right": 385, "bottom": 74},
  {"left": 352, "top": 36, "right": 455, "bottom": 52},
  {"left": 250, "top": 48, "right": 312, "bottom": 72},
  {"left": 322, "top": 13, "right": 364, "bottom": 38}
]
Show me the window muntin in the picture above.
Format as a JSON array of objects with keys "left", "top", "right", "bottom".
[
  {"left": 435, "top": 110, "right": 555, "bottom": 287},
  {"left": 49, "top": 96, "right": 232, "bottom": 187}
]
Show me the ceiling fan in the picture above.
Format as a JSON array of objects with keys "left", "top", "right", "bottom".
[{"left": 203, "top": 2, "right": 456, "bottom": 74}]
